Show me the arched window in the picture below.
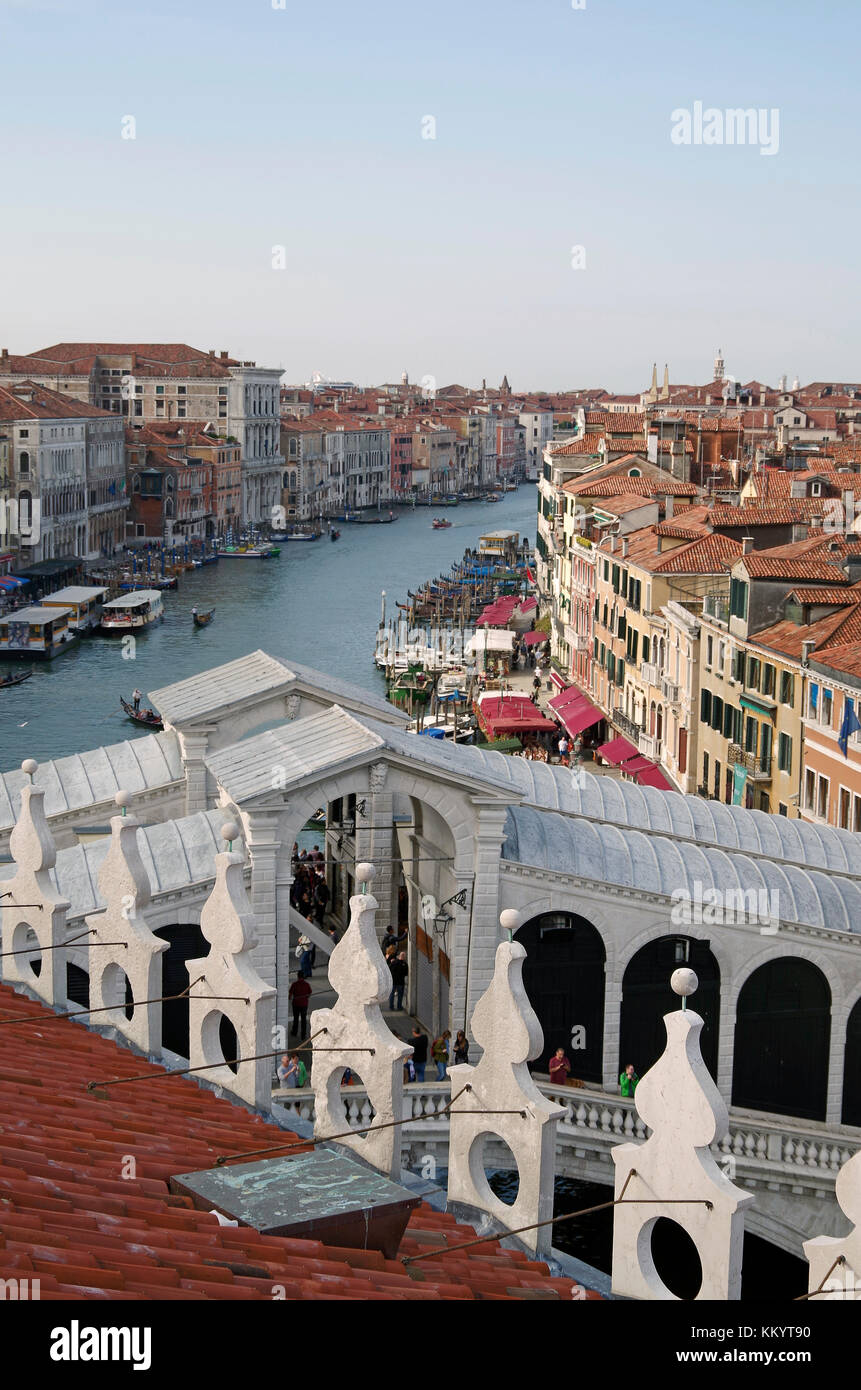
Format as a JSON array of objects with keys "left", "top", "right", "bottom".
[
  {"left": 18, "top": 451, "right": 30, "bottom": 475},
  {"left": 17, "top": 489, "right": 32, "bottom": 532}
]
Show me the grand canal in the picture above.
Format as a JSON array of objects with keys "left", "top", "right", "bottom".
[{"left": 0, "top": 490, "right": 536, "bottom": 768}]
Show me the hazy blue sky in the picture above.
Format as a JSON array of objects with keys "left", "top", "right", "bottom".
[{"left": 1, "top": 0, "right": 858, "bottom": 391}]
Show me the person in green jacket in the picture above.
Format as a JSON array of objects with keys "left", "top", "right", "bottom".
[{"left": 619, "top": 1063, "right": 639, "bottom": 1098}]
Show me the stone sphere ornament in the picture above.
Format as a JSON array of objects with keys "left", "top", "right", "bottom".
[
  {"left": 115, "top": 789, "right": 132, "bottom": 810},
  {"left": 671, "top": 967, "right": 698, "bottom": 997},
  {"left": 499, "top": 908, "right": 522, "bottom": 938},
  {"left": 21, "top": 758, "right": 37, "bottom": 779},
  {"left": 355, "top": 862, "right": 376, "bottom": 885},
  {"left": 221, "top": 820, "right": 240, "bottom": 847}
]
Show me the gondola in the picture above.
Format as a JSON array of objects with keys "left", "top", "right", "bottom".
[
  {"left": 120, "top": 697, "right": 164, "bottom": 730},
  {"left": 0, "top": 669, "right": 33, "bottom": 689},
  {"left": 192, "top": 607, "right": 215, "bottom": 627},
  {"left": 330, "top": 529, "right": 341, "bottom": 541}
]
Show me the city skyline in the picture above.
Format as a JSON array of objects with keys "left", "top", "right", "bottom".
[{"left": 2, "top": 0, "right": 859, "bottom": 388}]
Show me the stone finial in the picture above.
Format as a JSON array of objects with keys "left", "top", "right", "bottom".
[
  {"left": 611, "top": 975, "right": 753, "bottom": 1301},
  {"left": 85, "top": 808, "right": 166, "bottom": 1053},
  {"left": 311, "top": 869, "right": 411, "bottom": 1179},
  {"left": 2, "top": 775, "right": 69, "bottom": 1006},
  {"left": 21, "top": 758, "right": 37, "bottom": 780},
  {"left": 186, "top": 835, "right": 276, "bottom": 1110},
  {"left": 447, "top": 937, "right": 564, "bottom": 1256},
  {"left": 804, "top": 1150, "right": 861, "bottom": 1300},
  {"left": 115, "top": 789, "right": 132, "bottom": 810},
  {"left": 221, "top": 820, "right": 240, "bottom": 849}
]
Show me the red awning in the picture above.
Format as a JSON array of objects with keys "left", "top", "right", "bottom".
[
  {"left": 634, "top": 765, "right": 675, "bottom": 790},
  {"left": 548, "top": 686, "right": 587, "bottom": 714},
  {"left": 596, "top": 735, "right": 639, "bottom": 765},
  {"left": 559, "top": 699, "right": 603, "bottom": 738},
  {"left": 619, "top": 755, "right": 653, "bottom": 775},
  {"left": 522, "top": 630, "right": 548, "bottom": 646}
]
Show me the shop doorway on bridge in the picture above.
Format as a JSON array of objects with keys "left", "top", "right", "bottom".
[
  {"left": 732, "top": 957, "right": 830, "bottom": 1123},
  {"left": 620, "top": 936, "right": 720, "bottom": 1081},
  {"left": 841, "top": 996, "right": 861, "bottom": 1126},
  {"left": 153, "top": 922, "right": 208, "bottom": 1058},
  {"left": 515, "top": 912, "right": 605, "bottom": 1080}
]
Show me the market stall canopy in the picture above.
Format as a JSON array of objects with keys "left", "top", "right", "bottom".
[
  {"left": 477, "top": 696, "right": 556, "bottom": 740},
  {"left": 521, "top": 630, "right": 548, "bottom": 646},
  {"left": 466, "top": 629, "right": 515, "bottom": 654}
]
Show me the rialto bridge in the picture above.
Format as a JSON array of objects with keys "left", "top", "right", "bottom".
[{"left": 1, "top": 649, "right": 859, "bottom": 1257}]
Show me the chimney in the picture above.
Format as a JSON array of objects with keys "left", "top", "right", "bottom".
[
  {"left": 742, "top": 536, "right": 754, "bottom": 554},
  {"left": 801, "top": 639, "right": 815, "bottom": 666},
  {"left": 0, "top": 348, "right": 8, "bottom": 365},
  {"left": 621, "top": 538, "right": 629, "bottom": 558},
  {"left": 610, "top": 535, "right": 616, "bottom": 553},
  {"left": 220, "top": 351, "right": 228, "bottom": 360},
  {"left": 664, "top": 493, "right": 674, "bottom": 519}
]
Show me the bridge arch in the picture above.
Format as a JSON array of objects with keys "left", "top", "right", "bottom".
[
  {"left": 841, "top": 995, "right": 861, "bottom": 1127},
  {"left": 731, "top": 956, "right": 831, "bottom": 1123},
  {"left": 619, "top": 935, "right": 721, "bottom": 1082},
  {"left": 514, "top": 909, "right": 606, "bottom": 1079}
]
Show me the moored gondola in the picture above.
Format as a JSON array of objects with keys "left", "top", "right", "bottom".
[
  {"left": 192, "top": 607, "right": 215, "bottom": 627},
  {"left": 120, "top": 697, "right": 164, "bottom": 729}
]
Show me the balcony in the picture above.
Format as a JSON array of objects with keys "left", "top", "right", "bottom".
[
  {"left": 640, "top": 662, "right": 659, "bottom": 687},
  {"left": 729, "top": 744, "right": 771, "bottom": 779},
  {"left": 639, "top": 733, "right": 660, "bottom": 759},
  {"left": 614, "top": 709, "right": 641, "bottom": 744},
  {"left": 661, "top": 677, "right": 680, "bottom": 704}
]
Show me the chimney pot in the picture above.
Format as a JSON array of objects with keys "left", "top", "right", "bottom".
[
  {"left": 622, "top": 538, "right": 629, "bottom": 558},
  {"left": 742, "top": 536, "right": 754, "bottom": 554}
]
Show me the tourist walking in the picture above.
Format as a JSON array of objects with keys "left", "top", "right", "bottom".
[
  {"left": 313, "top": 873, "right": 330, "bottom": 926},
  {"left": 288, "top": 974, "right": 312, "bottom": 1039},
  {"left": 619, "top": 1063, "right": 639, "bottom": 1097},
  {"left": 388, "top": 951, "right": 408, "bottom": 1011},
  {"left": 432, "top": 1030, "right": 451, "bottom": 1080},
  {"left": 409, "top": 1025, "right": 428, "bottom": 1081},
  {"left": 296, "top": 934, "right": 314, "bottom": 979},
  {"left": 549, "top": 1047, "right": 571, "bottom": 1087},
  {"left": 453, "top": 1029, "right": 469, "bottom": 1065}
]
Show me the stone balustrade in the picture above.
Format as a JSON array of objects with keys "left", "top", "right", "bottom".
[{"left": 272, "top": 1076, "right": 860, "bottom": 1253}]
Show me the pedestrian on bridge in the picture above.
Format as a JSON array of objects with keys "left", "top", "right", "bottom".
[
  {"left": 289, "top": 974, "right": 312, "bottom": 1040},
  {"left": 619, "top": 1063, "right": 639, "bottom": 1098}
]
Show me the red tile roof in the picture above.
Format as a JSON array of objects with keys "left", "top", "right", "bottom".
[
  {"left": 0, "top": 382, "right": 116, "bottom": 422},
  {"left": 0, "top": 982, "right": 588, "bottom": 1301},
  {"left": 739, "top": 555, "right": 848, "bottom": 582}
]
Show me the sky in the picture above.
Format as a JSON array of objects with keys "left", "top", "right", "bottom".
[{"left": 0, "top": 0, "right": 858, "bottom": 392}]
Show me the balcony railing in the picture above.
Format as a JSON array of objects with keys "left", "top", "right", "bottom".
[
  {"left": 703, "top": 594, "right": 730, "bottom": 624},
  {"left": 614, "top": 709, "right": 641, "bottom": 743}
]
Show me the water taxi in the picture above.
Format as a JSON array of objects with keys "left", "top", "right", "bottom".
[
  {"left": 100, "top": 590, "right": 165, "bottom": 632},
  {"left": 432, "top": 517, "right": 452, "bottom": 529},
  {"left": 39, "top": 585, "right": 108, "bottom": 633},
  {"left": 0, "top": 605, "right": 79, "bottom": 660}
]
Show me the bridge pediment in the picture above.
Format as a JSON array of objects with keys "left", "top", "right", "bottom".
[
  {"left": 151, "top": 649, "right": 407, "bottom": 754},
  {"left": 204, "top": 705, "right": 519, "bottom": 810}
]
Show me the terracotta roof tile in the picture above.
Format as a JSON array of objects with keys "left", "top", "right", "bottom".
[{"left": 0, "top": 981, "right": 590, "bottom": 1301}]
